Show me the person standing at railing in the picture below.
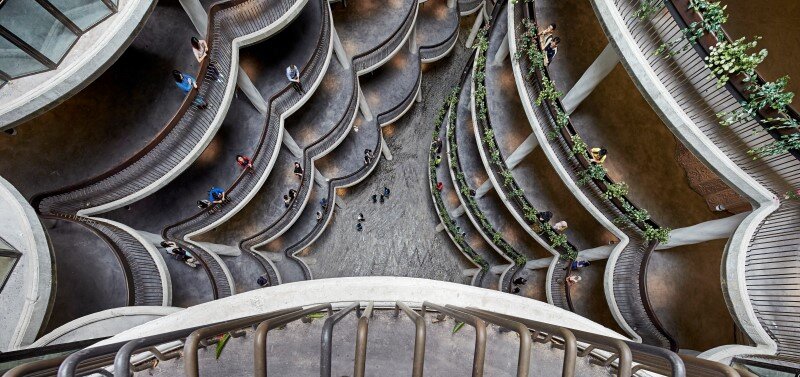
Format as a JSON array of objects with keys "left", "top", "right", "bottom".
[
  {"left": 173, "top": 70, "right": 208, "bottom": 108},
  {"left": 553, "top": 220, "right": 568, "bottom": 233},
  {"left": 208, "top": 186, "right": 226, "bottom": 204},
  {"left": 236, "top": 155, "right": 253, "bottom": 172},
  {"left": 160, "top": 241, "right": 198, "bottom": 268},
  {"left": 191, "top": 37, "right": 222, "bottom": 82},
  {"left": 286, "top": 64, "right": 305, "bottom": 94},
  {"left": 542, "top": 36, "right": 560, "bottom": 66},
  {"left": 589, "top": 147, "right": 607, "bottom": 164},
  {"left": 293, "top": 162, "right": 304, "bottom": 179},
  {"left": 538, "top": 23, "right": 557, "bottom": 45},
  {"left": 364, "top": 149, "right": 375, "bottom": 165}
]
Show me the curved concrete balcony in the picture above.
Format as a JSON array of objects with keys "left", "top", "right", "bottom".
[
  {"left": 0, "top": 0, "right": 157, "bottom": 130},
  {"left": 31, "top": 0, "right": 310, "bottom": 218},
  {"left": 332, "top": 0, "right": 418, "bottom": 74},
  {"left": 28, "top": 306, "right": 180, "bottom": 348},
  {"left": 0, "top": 176, "right": 51, "bottom": 351},
  {"left": 417, "top": 0, "right": 460, "bottom": 63},
  {"left": 429, "top": 92, "right": 512, "bottom": 290},
  {"left": 508, "top": 2, "right": 676, "bottom": 349},
  {"left": 161, "top": 0, "right": 333, "bottom": 281},
  {"left": 458, "top": 0, "right": 484, "bottom": 16},
  {"left": 588, "top": 0, "right": 798, "bottom": 359}
]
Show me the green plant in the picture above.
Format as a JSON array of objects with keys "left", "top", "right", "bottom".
[
  {"left": 536, "top": 76, "right": 562, "bottom": 105},
  {"left": 215, "top": 333, "right": 231, "bottom": 359},
  {"left": 602, "top": 182, "right": 629, "bottom": 200},
  {"left": 453, "top": 321, "right": 466, "bottom": 333},
  {"left": 748, "top": 133, "right": 800, "bottom": 158},
  {"left": 705, "top": 37, "right": 767, "bottom": 87},
  {"left": 570, "top": 134, "right": 588, "bottom": 157},
  {"left": 577, "top": 164, "right": 606, "bottom": 186},
  {"left": 643, "top": 224, "right": 671, "bottom": 243},
  {"left": 635, "top": 0, "right": 663, "bottom": 20},
  {"left": 655, "top": 0, "right": 727, "bottom": 56},
  {"left": 718, "top": 76, "right": 795, "bottom": 127}
]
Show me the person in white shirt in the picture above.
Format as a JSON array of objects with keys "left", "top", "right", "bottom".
[
  {"left": 191, "top": 37, "right": 222, "bottom": 82},
  {"left": 285, "top": 64, "right": 305, "bottom": 94}
]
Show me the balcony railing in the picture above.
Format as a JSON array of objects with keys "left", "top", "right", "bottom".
[
  {"left": 512, "top": 1, "right": 676, "bottom": 350},
  {"left": 2, "top": 301, "right": 739, "bottom": 377},
  {"left": 351, "top": 0, "right": 418, "bottom": 74}
]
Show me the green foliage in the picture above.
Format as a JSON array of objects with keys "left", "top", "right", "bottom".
[
  {"left": 602, "top": 182, "right": 629, "bottom": 200},
  {"left": 747, "top": 133, "right": 800, "bottom": 159},
  {"left": 635, "top": 0, "right": 663, "bottom": 20},
  {"left": 577, "top": 164, "right": 606, "bottom": 186},
  {"left": 570, "top": 134, "right": 588, "bottom": 157},
  {"left": 452, "top": 321, "right": 466, "bottom": 333},
  {"left": 215, "top": 333, "right": 231, "bottom": 360},
  {"left": 643, "top": 224, "right": 671, "bottom": 243},
  {"left": 705, "top": 37, "right": 767, "bottom": 87},
  {"left": 718, "top": 76, "right": 795, "bottom": 127},
  {"left": 536, "top": 76, "right": 562, "bottom": 105},
  {"left": 655, "top": 0, "right": 727, "bottom": 56}
]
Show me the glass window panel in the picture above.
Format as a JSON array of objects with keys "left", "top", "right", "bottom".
[
  {"left": 48, "top": 0, "right": 113, "bottom": 31},
  {"left": 0, "top": 35, "right": 49, "bottom": 77},
  {"left": 0, "top": 0, "right": 78, "bottom": 63}
]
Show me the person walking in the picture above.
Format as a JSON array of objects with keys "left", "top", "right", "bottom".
[
  {"left": 536, "top": 211, "right": 553, "bottom": 224},
  {"left": 160, "top": 241, "right": 197, "bottom": 268},
  {"left": 320, "top": 197, "right": 328, "bottom": 210},
  {"left": 283, "top": 195, "right": 291, "bottom": 208},
  {"left": 542, "top": 36, "right": 560, "bottom": 66},
  {"left": 286, "top": 64, "right": 305, "bottom": 94},
  {"left": 383, "top": 187, "right": 390, "bottom": 197},
  {"left": 357, "top": 213, "right": 365, "bottom": 222},
  {"left": 288, "top": 188, "right": 298, "bottom": 201},
  {"left": 513, "top": 277, "right": 527, "bottom": 285},
  {"left": 257, "top": 275, "right": 269, "bottom": 287},
  {"left": 566, "top": 275, "right": 582, "bottom": 286},
  {"left": 538, "top": 23, "right": 557, "bottom": 44},
  {"left": 191, "top": 37, "right": 222, "bottom": 82},
  {"left": 432, "top": 138, "right": 443, "bottom": 153},
  {"left": 208, "top": 186, "right": 226, "bottom": 204},
  {"left": 293, "top": 162, "right": 304, "bottom": 179},
  {"left": 236, "top": 155, "right": 253, "bottom": 171},
  {"left": 356, "top": 222, "right": 363, "bottom": 232},
  {"left": 436, "top": 182, "right": 444, "bottom": 191},
  {"left": 173, "top": 70, "right": 207, "bottom": 108},
  {"left": 434, "top": 155, "right": 442, "bottom": 167},
  {"left": 315, "top": 211, "right": 323, "bottom": 222},
  {"left": 364, "top": 149, "right": 374, "bottom": 165}
]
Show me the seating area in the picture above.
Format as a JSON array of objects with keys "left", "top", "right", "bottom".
[{"left": 0, "top": 0, "right": 798, "bottom": 375}]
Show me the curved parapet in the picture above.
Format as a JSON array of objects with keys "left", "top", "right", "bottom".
[
  {"left": 162, "top": 0, "right": 332, "bottom": 255},
  {"left": 32, "top": 0, "right": 310, "bottom": 217},
  {"left": 0, "top": 0, "right": 157, "bottom": 130},
  {"left": 417, "top": 0, "right": 460, "bottom": 63},
  {"left": 508, "top": 2, "right": 676, "bottom": 349},
  {"left": 0, "top": 176, "right": 52, "bottom": 351},
  {"left": 351, "top": 0, "right": 418, "bottom": 74},
  {"left": 28, "top": 306, "right": 180, "bottom": 348}
]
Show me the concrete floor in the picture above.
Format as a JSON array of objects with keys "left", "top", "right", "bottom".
[
  {"left": 568, "top": 260, "right": 626, "bottom": 335},
  {"left": 724, "top": 0, "right": 800, "bottom": 99},
  {"left": 646, "top": 239, "right": 735, "bottom": 352},
  {"left": 416, "top": 0, "right": 459, "bottom": 49},
  {"left": 0, "top": 0, "right": 197, "bottom": 199},
  {"left": 43, "top": 218, "right": 129, "bottom": 333},
  {"left": 331, "top": 0, "right": 415, "bottom": 58}
]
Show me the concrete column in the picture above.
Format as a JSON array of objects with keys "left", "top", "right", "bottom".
[
  {"left": 381, "top": 133, "right": 393, "bottom": 161},
  {"left": 474, "top": 179, "right": 493, "bottom": 199},
  {"left": 409, "top": 24, "right": 418, "bottom": 54},
  {"left": 358, "top": 86, "right": 373, "bottom": 122},
  {"left": 562, "top": 43, "right": 619, "bottom": 115},
  {"left": 505, "top": 133, "right": 539, "bottom": 170},
  {"left": 416, "top": 86, "right": 422, "bottom": 103},
  {"left": 449, "top": 205, "right": 465, "bottom": 218},
  {"left": 465, "top": 10, "right": 484, "bottom": 48},
  {"left": 237, "top": 67, "right": 269, "bottom": 114},
  {"left": 331, "top": 26, "right": 350, "bottom": 69},
  {"left": 283, "top": 131, "right": 303, "bottom": 158},
  {"left": 178, "top": 0, "right": 207, "bottom": 35},
  {"left": 314, "top": 170, "right": 328, "bottom": 186},
  {"left": 492, "top": 32, "right": 509, "bottom": 66},
  {"left": 435, "top": 223, "right": 445, "bottom": 232},
  {"left": 656, "top": 212, "right": 750, "bottom": 250},
  {"left": 523, "top": 244, "right": 616, "bottom": 270},
  {"left": 447, "top": 0, "right": 456, "bottom": 8}
]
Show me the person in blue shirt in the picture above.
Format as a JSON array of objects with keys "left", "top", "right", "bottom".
[
  {"left": 285, "top": 65, "right": 305, "bottom": 94},
  {"left": 208, "top": 187, "right": 226, "bottom": 204},
  {"left": 173, "top": 70, "right": 208, "bottom": 108}
]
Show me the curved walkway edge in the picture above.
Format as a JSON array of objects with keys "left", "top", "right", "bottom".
[{"left": 0, "top": 176, "right": 52, "bottom": 351}]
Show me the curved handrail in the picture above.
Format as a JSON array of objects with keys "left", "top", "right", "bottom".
[
  {"left": 31, "top": 0, "right": 304, "bottom": 217},
  {"left": 663, "top": 0, "right": 800, "bottom": 165},
  {"left": 352, "top": 0, "right": 419, "bottom": 74},
  {"left": 419, "top": 1, "right": 461, "bottom": 62},
  {"left": 239, "top": 65, "right": 359, "bottom": 252},
  {"left": 514, "top": 1, "right": 676, "bottom": 350},
  {"left": 458, "top": 0, "right": 483, "bottom": 16},
  {"left": 162, "top": 0, "right": 331, "bottom": 243},
  {"left": 42, "top": 214, "right": 165, "bottom": 306}
]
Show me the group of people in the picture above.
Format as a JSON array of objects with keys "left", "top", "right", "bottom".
[
  {"left": 174, "top": 36, "right": 307, "bottom": 109},
  {"left": 160, "top": 241, "right": 198, "bottom": 268},
  {"left": 371, "top": 186, "right": 391, "bottom": 204},
  {"left": 538, "top": 23, "right": 560, "bottom": 66},
  {"left": 534, "top": 210, "right": 568, "bottom": 233}
]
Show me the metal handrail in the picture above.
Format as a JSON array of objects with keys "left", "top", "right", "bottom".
[
  {"left": 320, "top": 302, "right": 360, "bottom": 377},
  {"left": 453, "top": 306, "right": 531, "bottom": 377},
  {"left": 353, "top": 302, "right": 374, "bottom": 377},
  {"left": 515, "top": 1, "right": 676, "bottom": 350},
  {"left": 421, "top": 302, "right": 487, "bottom": 377},
  {"left": 253, "top": 304, "right": 333, "bottom": 377},
  {"left": 394, "top": 302, "right": 426, "bottom": 377}
]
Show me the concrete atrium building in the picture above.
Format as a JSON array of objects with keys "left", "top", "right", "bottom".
[{"left": 0, "top": 0, "right": 798, "bottom": 375}]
